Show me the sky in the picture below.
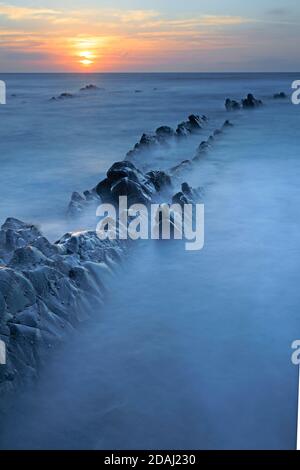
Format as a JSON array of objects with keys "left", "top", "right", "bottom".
[{"left": 0, "top": 0, "right": 299, "bottom": 72}]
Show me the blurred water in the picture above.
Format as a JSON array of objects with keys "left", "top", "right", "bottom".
[
  {"left": 0, "top": 72, "right": 297, "bottom": 239},
  {"left": 1, "top": 75, "right": 300, "bottom": 449}
]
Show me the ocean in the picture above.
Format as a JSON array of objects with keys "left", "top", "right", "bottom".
[{"left": 0, "top": 73, "right": 300, "bottom": 449}]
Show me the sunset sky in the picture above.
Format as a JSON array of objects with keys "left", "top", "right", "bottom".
[{"left": 0, "top": 0, "right": 299, "bottom": 72}]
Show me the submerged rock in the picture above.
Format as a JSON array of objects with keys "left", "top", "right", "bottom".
[
  {"left": 225, "top": 98, "right": 241, "bottom": 111},
  {"left": 273, "top": 92, "right": 287, "bottom": 99},
  {"left": 176, "top": 115, "right": 207, "bottom": 137},
  {"left": 225, "top": 94, "right": 262, "bottom": 111},
  {"left": 127, "top": 114, "right": 207, "bottom": 158},
  {"left": 241, "top": 93, "right": 263, "bottom": 109},
  {"left": 172, "top": 183, "right": 200, "bottom": 207},
  {"left": 80, "top": 84, "right": 99, "bottom": 91},
  {"left": 50, "top": 92, "right": 74, "bottom": 101}
]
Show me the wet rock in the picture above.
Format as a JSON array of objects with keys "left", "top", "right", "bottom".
[
  {"left": 155, "top": 126, "right": 175, "bottom": 141},
  {"left": 241, "top": 93, "right": 263, "bottom": 109},
  {"left": 111, "top": 177, "right": 152, "bottom": 205},
  {"left": 225, "top": 98, "right": 241, "bottom": 111},
  {"left": 50, "top": 92, "right": 74, "bottom": 101},
  {"left": 172, "top": 183, "right": 199, "bottom": 206},
  {"left": 273, "top": 92, "right": 287, "bottom": 99},
  {"left": 222, "top": 119, "right": 234, "bottom": 128},
  {"left": 170, "top": 160, "right": 192, "bottom": 175},
  {"left": 80, "top": 84, "right": 99, "bottom": 91},
  {"left": 176, "top": 114, "right": 207, "bottom": 137},
  {"left": 146, "top": 171, "right": 172, "bottom": 191}
]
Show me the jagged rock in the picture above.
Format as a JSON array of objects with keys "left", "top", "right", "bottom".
[
  {"left": 67, "top": 190, "right": 100, "bottom": 217},
  {"left": 193, "top": 141, "right": 212, "bottom": 161},
  {"left": 225, "top": 98, "right": 241, "bottom": 111},
  {"left": 127, "top": 114, "right": 207, "bottom": 158},
  {"left": 0, "top": 213, "right": 127, "bottom": 398},
  {"left": 176, "top": 115, "right": 207, "bottom": 137},
  {"left": 0, "top": 218, "right": 42, "bottom": 261},
  {"left": 222, "top": 120, "right": 234, "bottom": 128},
  {"left": 155, "top": 126, "right": 175, "bottom": 144},
  {"left": 172, "top": 183, "right": 199, "bottom": 206},
  {"left": 80, "top": 84, "right": 99, "bottom": 91},
  {"left": 273, "top": 92, "right": 287, "bottom": 99},
  {"left": 146, "top": 171, "right": 172, "bottom": 191},
  {"left": 95, "top": 161, "right": 170, "bottom": 206},
  {"left": 170, "top": 160, "right": 192, "bottom": 175},
  {"left": 50, "top": 92, "right": 74, "bottom": 101},
  {"left": 241, "top": 93, "right": 263, "bottom": 109},
  {"left": 111, "top": 177, "right": 152, "bottom": 205}
]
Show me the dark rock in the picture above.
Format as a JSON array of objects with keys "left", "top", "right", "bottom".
[
  {"left": 176, "top": 114, "right": 207, "bottom": 137},
  {"left": 59, "top": 93, "right": 74, "bottom": 99},
  {"left": 222, "top": 120, "right": 234, "bottom": 128},
  {"left": 241, "top": 93, "right": 263, "bottom": 109},
  {"left": 172, "top": 183, "right": 199, "bottom": 206},
  {"left": 110, "top": 177, "right": 152, "bottom": 205},
  {"left": 146, "top": 171, "right": 172, "bottom": 191},
  {"left": 155, "top": 126, "right": 175, "bottom": 140},
  {"left": 225, "top": 98, "right": 241, "bottom": 111},
  {"left": 80, "top": 84, "right": 99, "bottom": 91},
  {"left": 170, "top": 160, "right": 192, "bottom": 175},
  {"left": 273, "top": 92, "right": 287, "bottom": 99},
  {"left": 107, "top": 161, "right": 143, "bottom": 185}
]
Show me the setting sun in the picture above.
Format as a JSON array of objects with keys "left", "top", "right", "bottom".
[{"left": 78, "top": 51, "right": 95, "bottom": 66}]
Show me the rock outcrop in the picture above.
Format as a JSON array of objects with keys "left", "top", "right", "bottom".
[
  {"left": 126, "top": 114, "right": 208, "bottom": 159},
  {"left": 273, "top": 92, "right": 287, "bottom": 99},
  {"left": 0, "top": 217, "right": 126, "bottom": 399},
  {"left": 225, "top": 93, "right": 263, "bottom": 111}
]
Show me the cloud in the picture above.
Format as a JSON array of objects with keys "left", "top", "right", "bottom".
[
  {"left": 1, "top": 2, "right": 296, "bottom": 72},
  {"left": 265, "top": 8, "right": 290, "bottom": 17},
  {"left": 0, "top": 3, "right": 59, "bottom": 20}
]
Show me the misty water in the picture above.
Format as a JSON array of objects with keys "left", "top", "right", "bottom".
[{"left": 0, "top": 73, "right": 300, "bottom": 449}]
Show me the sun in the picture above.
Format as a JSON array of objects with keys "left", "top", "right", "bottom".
[{"left": 78, "top": 50, "right": 96, "bottom": 67}]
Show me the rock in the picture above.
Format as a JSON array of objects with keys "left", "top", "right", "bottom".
[
  {"left": 241, "top": 93, "right": 263, "bottom": 109},
  {"left": 172, "top": 183, "right": 199, "bottom": 206},
  {"left": 111, "top": 177, "right": 152, "bottom": 205},
  {"left": 50, "top": 92, "right": 74, "bottom": 101},
  {"left": 80, "top": 84, "right": 99, "bottom": 91},
  {"left": 193, "top": 140, "right": 212, "bottom": 161},
  {"left": 273, "top": 92, "right": 287, "bottom": 99},
  {"left": 146, "top": 171, "right": 172, "bottom": 191},
  {"left": 155, "top": 126, "right": 175, "bottom": 140},
  {"left": 222, "top": 119, "right": 234, "bottom": 128},
  {"left": 225, "top": 98, "right": 241, "bottom": 111},
  {"left": 170, "top": 160, "right": 192, "bottom": 175},
  {"left": 60, "top": 92, "right": 73, "bottom": 99},
  {"left": 176, "top": 115, "right": 207, "bottom": 137}
]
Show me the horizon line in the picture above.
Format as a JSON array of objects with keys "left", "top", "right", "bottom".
[{"left": 0, "top": 71, "right": 300, "bottom": 74}]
